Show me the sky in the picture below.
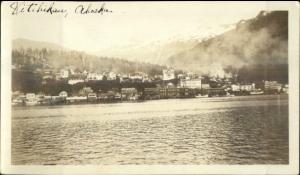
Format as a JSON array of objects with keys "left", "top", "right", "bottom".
[{"left": 4, "top": 1, "right": 268, "bottom": 53}]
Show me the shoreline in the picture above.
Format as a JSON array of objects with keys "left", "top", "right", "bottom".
[{"left": 12, "top": 94, "right": 288, "bottom": 109}]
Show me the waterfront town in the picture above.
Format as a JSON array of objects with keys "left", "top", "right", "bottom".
[{"left": 12, "top": 66, "right": 288, "bottom": 106}]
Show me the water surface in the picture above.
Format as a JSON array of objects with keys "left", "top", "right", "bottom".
[{"left": 12, "top": 95, "right": 289, "bottom": 165}]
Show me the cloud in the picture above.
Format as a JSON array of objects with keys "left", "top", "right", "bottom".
[{"left": 167, "top": 11, "right": 288, "bottom": 79}]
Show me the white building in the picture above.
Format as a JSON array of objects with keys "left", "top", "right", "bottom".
[
  {"left": 60, "top": 69, "right": 69, "bottom": 78},
  {"left": 87, "top": 73, "right": 103, "bottom": 80},
  {"left": 108, "top": 72, "right": 117, "bottom": 80},
  {"left": 177, "top": 74, "right": 185, "bottom": 79},
  {"left": 231, "top": 84, "right": 240, "bottom": 91},
  {"left": 129, "top": 74, "right": 143, "bottom": 80},
  {"left": 26, "top": 93, "right": 36, "bottom": 101},
  {"left": 59, "top": 91, "right": 68, "bottom": 97},
  {"left": 142, "top": 76, "right": 151, "bottom": 82},
  {"left": 180, "top": 78, "right": 202, "bottom": 89},
  {"left": 69, "top": 69, "right": 75, "bottom": 75},
  {"left": 240, "top": 84, "right": 254, "bottom": 91},
  {"left": 42, "top": 75, "right": 53, "bottom": 80},
  {"left": 68, "top": 79, "right": 84, "bottom": 85},
  {"left": 231, "top": 83, "right": 255, "bottom": 91},
  {"left": 25, "top": 93, "right": 38, "bottom": 105},
  {"left": 163, "top": 69, "right": 175, "bottom": 81},
  {"left": 282, "top": 84, "right": 288, "bottom": 94},
  {"left": 82, "top": 70, "right": 88, "bottom": 75}
]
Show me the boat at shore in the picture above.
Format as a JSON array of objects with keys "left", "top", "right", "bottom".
[
  {"left": 250, "top": 90, "right": 264, "bottom": 95},
  {"left": 25, "top": 100, "right": 39, "bottom": 106},
  {"left": 195, "top": 94, "right": 209, "bottom": 98}
]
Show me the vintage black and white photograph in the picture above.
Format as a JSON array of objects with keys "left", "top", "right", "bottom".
[{"left": 1, "top": 1, "right": 299, "bottom": 174}]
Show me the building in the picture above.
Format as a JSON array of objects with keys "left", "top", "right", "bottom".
[
  {"left": 12, "top": 93, "right": 26, "bottom": 106},
  {"left": 177, "top": 74, "right": 185, "bottom": 79},
  {"left": 180, "top": 78, "right": 202, "bottom": 89},
  {"left": 48, "top": 96, "right": 66, "bottom": 105},
  {"left": 240, "top": 84, "right": 255, "bottom": 91},
  {"left": 42, "top": 75, "right": 53, "bottom": 80},
  {"left": 201, "top": 83, "right": 210, "bottom": 89},
  {"left": 206, "top": 88, "right": 226, "bottom": 97},
  {"left": 129, "top": 73, "right": 143, "bottom": 83},
  {"left": 143, "top": 87, "right": 194, "bottom": 100},
  {"left": 87, "top": 73, "right": 103, "bottom": 81},
  {"left": 163, "top": 69, "right": 175, "bottom": 81},
  {"left": 25, "top": 93, "right": 39, "bottom": 106},
  {"left": 59, "top": 91, "right": 68, "bottom": 97},
  {"left": 231, "top": 84, "right": 240, "bottom": 91},
  {"left": 108, "top": 72, "right": 117, "bottom": 80},
  {"left": 26, "top": 93, "right": 36, "bottom": 101},
  {"left": 186, "top": 72, "right": 198, "bottom": 79},
  {"left": 120, "top": 77, "right": 130, "bottom": 83},
  {"left": 282, "top": 84, "right": 288, "bottom": 94},
  {"left": 121, "top": 88, "right": 139, "bottom": 100},
  {"left": 66, "top": 96, "right": 87, "bottom": 103},
  {"left": 69, "top": 68, "right": 75, "bottom": 75},
  {"left": 231, "top": 83, "right": 255, "bottom": 92},
  {"left": 98, "top": 91, "right": 117, "bottom": 101},
  {"left": 129, "top": 73, "right": 143, "bottom": 80},
  {"left": 60, "top": 69, "right": 69, "bottom": 79},
  {"left": 68, "top": 79, "right": 84, "bottom": 85},
  {"left": 144, "top": 88, "right": 160, "bottom": 100},
  {"left": 79, "top": 87, "right": 93, "bottom": 96},
  {"left": 42, "top": 75, "right": 54, "bottom": 84},
  {"left": 264, "top": 81, "right": 282, "bottom": 92},
  {"left": 87, "top": 93, "right": 97, "bottom": 102},
  {"left": 142, "top": 76, "right": 151, "bottom": 83},
  {"left": 177, "top": 88, "right": 195, "bottom": 98},
  {"left": 129, "top": 72, "right": 150, "bottom": 82},
  {"left": 82, "top": 70, "right": 88, "bottom": 75}
]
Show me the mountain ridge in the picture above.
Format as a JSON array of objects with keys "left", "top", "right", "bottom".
[
  {"left": 167, "top": 11, "right": 288, "bottom": 81},
  {"left": 12, "top": 38, "right": 168, "bottom": 76},
  {"left": 13, "top": 38, "right": 64, "bottom": 51}
]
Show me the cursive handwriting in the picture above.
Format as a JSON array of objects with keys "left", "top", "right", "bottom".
[
  {"left": 75, "top": 3, "right": 113, "bottom": 15},
  {"left": 10, "top": 2, "right": 68, "bottom": 17},
  {"left": 9, "top": 2, "right": 113, "bottom": 18}
]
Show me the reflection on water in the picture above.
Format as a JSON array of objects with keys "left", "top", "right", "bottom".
[{"left": 12, "top": 95, "right": 288, "bottom": 165}]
